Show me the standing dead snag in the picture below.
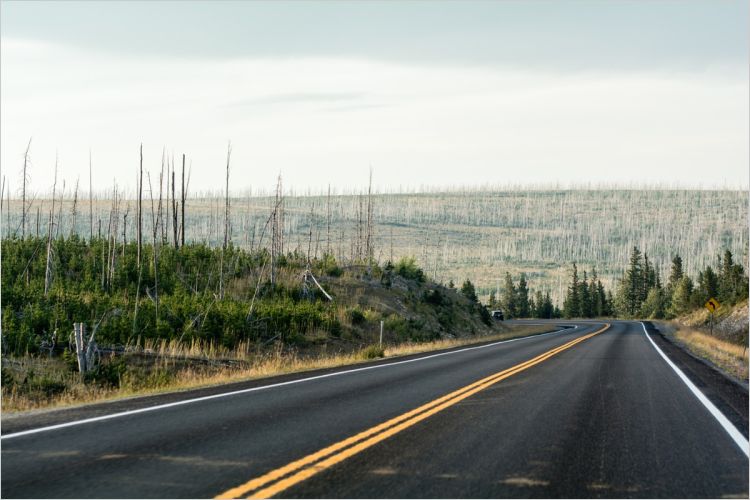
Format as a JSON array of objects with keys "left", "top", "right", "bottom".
[
  {"left": 326, "top": 184, "right": 331, "bottom": 256},
  {"left": 271, "top": 174, "right": 284, "bottom": 286},
  {"left": 44, "top": 156, "right": 59, "bottom": 296},
  {"left": 219, "top": 142, "right": 231, "bottom": 300},
  {"left": 181, "top": 154, "right": 186, "bottom": 247},
  {"left": 172, "top": 166, "right": 178, "bottom": 249},
  {"left": 147, "top": 172, "right": 159, "bottom": 324},
  {"left": 366, "top": 168, "right": 374, "bottom": 266},
  {"left": 89, "top": 150, "right": 93, "bottom": 241},
  {"left": 224, "top": 142, "right": 231, "bottom": 250},
  {"left": 70, "top": 177, "right": 79, "bottom": 238},
  {"left": 137, "top": 144, "right": 143, "bottom": 272},
  {"left": 21, "top": 137, "right": 32, "bottom": 238}
]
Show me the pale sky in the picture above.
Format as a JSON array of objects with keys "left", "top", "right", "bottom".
[{"left": 1, "top": 0, "right": 748, "bottom": 194}]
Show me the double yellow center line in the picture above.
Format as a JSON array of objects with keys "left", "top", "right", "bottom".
[{"left": 217, "top": 323, "right": 610, "bottom": 499}]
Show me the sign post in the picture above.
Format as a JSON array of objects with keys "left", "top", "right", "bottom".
[
  {"left": 379, "top": 320, "right": 384, "bottom": 348},
  {"left": 704, "top": 298, "right": 721, "bottom": 336}
]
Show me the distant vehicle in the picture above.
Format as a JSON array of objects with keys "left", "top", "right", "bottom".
[{"left": 491, "top": 310, "right": 504, "bottom": 321}]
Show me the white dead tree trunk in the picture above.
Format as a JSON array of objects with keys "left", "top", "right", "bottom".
[
  {"left": 148, "top": 172, "right": 159, "bottom": 324},
  {"left": 89, "top": 150, "right": 93, "bottom": 241},
  {"left": 70, "top": 177, "right": 79, "bottom": 238},
  {"left": 21, "top": 137, "right": 32, "bottom": 238},
  {"left": 44, "top": 156, "right": 59, "bottom": 296}
]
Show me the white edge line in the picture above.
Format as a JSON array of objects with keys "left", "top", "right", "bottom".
[
  {"left": 1, "top": 324, "right": 582, "bottom": 440},
  {"left": 641, "top": 322, "right": 749, "bottom": 458}
]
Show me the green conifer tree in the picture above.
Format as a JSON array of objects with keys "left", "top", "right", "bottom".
[
  {"left": 563, "top": 263, "right": 580, "bottom": 318},
  {"left": 516, "top": 273, "right": 530, "bottom": 318}
]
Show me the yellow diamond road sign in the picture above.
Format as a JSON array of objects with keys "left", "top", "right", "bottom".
[{"left": 705, "top": 297, "right": 720, "bottom": 312}]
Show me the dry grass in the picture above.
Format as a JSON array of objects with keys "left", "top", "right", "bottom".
[
  {"left": 384, "top": 324, "right": 554, "bottom": 357},
  {"left": 671, "top": 326, "right": 749, "bottom": 382},
  {"left": 1, "top": 323, "right": 556, "bottom": 414}
]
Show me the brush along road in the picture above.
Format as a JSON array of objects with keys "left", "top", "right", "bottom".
[{"left": 2, "top": 321, "right": 747, "bottom": 498}]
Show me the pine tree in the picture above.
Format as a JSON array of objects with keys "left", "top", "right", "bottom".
[
  {"left": 605, "top": 290, "right": 615, "bottom": 316},
  {"left": 563, "top": 263, "right": 580, "bottom": 319},
  {"left": 642, "top": 253, "right": 655, "bottom": 303},
  {"left": 718, "top": 249, "right": 748, "bottom": 304},
  {"left": 516, "top": 273, "right": 530, "bottom": 318},
  {"left": 641, "top": 287, "right": 666, "bottom": 319},
  {"left": 579, "top": 270, "right": 591, "bottom": 317},
  {"left": 533, "top": 290, "right": 544, "bottom": 318},
  {"left": 625, "top": 246, "right": 643, "bottom": 316},
  {"left": 501, "top": 273, "right": 517, "bottom": 319},
  {"left": 697, "top": 265, "right": 719, "bottom": 305},
  {"left": 596, "top": 279, "right": 606, "bottom": 317},
  {"left": 667, "top": 254, "right": 683, "bottom": 297},
  {"left": 669, "top": 276, "right": 694, "bottom": 317},
  {"left": 461, "top": 279, "right": 478, "bottom": 303}
]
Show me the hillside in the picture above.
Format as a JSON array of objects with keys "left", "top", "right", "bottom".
[
  {"left": 1, "top": 237, "right": 507, "bottom": 411},
  {"left": 657, "top": 301, "right": 749, "bottom": 383},
  {"left": 4, "top": 188, "right": 746, "bottom": 305}
]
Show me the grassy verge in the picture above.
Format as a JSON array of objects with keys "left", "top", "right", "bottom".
[
  {"left": 1, "top": 324, "right": 554, "bottom": 414},
  {"left": 658, "top": 322, "right": 749, "bottom": 383}
]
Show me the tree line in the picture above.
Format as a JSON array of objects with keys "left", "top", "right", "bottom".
[
  {"left": 488, "top": 247, "right": 747, "bottom": 321},
  {"left": 610, "top": 247, "right": 748, "bottom": 319},
  {"left": 485, "top": 273, "right": 561, "bottom": 319},
  {"left": 560, "top": 247, "right": 748, "bottom": 319}
]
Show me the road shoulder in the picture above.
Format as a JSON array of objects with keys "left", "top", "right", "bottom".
[
  {"left": 644, "top": 321, "right": 748, "bottom": 439},
  {"left": 1, "top": 324, "right": 573, "bottom": 436}
]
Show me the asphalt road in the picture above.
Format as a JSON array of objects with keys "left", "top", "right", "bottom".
[{"left": 1, "top": 321, "right": 748, "bottom": 498}]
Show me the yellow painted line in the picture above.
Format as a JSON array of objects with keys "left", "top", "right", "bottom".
[
  {"left": 216, "top": 324, "right": 609, "bottom": 499},
  {"left": 215, "top": 331, "right": 581, "bottom": 499}
]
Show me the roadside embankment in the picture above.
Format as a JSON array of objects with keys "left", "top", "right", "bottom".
[{"left": 655, "top": 300, "right": 748, "bottom": 384}]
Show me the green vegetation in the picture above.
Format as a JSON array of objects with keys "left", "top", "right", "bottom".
[
  {"left": 4, "top": 189, "right": 746, "bottom": 306},
  {"left": 1, "top": 233, "right": 502, "bottom": 410},
  {"left": 558, "top": 247, "right": 748, "bottom": 321},
  {"left": 1, "top": 237, "right": 499, "bottom": 358}
]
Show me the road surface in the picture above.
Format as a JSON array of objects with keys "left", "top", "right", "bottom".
[{"left": 2, "top": 321, "right": 748, "bottom": 498}]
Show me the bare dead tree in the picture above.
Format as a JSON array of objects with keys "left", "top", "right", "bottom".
[
  {"left": 158, "top": 149, "right": 165, "bottom": 245},
  {"left": 55, "top": 180, "right": 65, "bottom": 239},
  {"left": 224, "top": 142, "right": 231, "bottom": 250},
  {"left": 270, "top": 174, "right": 283, "bottom": 285},
  {"left": 103, "top": 209, "right": 110, "bottom": 290},
  {"left": 122, "top": 207, "right": 129, "bottom": 257},
  {"left": 70, "top": 177, "right": 79, "bottom": 238},
  {"left": 165, "top": 154, "right": 171, "bottom": 245},
  {"left": 89, "top": 149, "right": 93, "bottom": 241},
  {"left": 366, "top": 168, "right": 374, "bottom": 265},
  {"left": 21, "top": 137, "right": 32, "bottom": 238},
  {"left": 357, "top": 192, "right": 364, "bottom": 262},
  {"left": 108, "top": 184, "right": 120, "bottom": 287},
  {"left": 44, "top": 156, "right": 59, "bottom": 296},
  {"left": 219, "top": 143, "right": 232, "bottom": 300},
  {"left": 307, "top": 202, "right": 315, "bottom": 264},
  {"left": 137, "top": 144, "right": 143, "bottom": 271},
  {"left": 181, "top": 154, "right": 186, "bottom": 247},
  {"left": 147, "top": 172, "right": 159, "bottom": 323},
  {"left": 172, "top": 165, "right": 178, "bottom": 249},
  {"left": 326, "top": 184, "right": 331, "bottom": 256}
]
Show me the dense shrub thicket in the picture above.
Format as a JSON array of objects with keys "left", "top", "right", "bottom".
[{"left": 1, "top": 236, "right": 342, "bottom": 355}]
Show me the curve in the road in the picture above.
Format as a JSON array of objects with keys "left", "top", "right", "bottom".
[{"left": 217, "top": 324, "right": 610, "bottom": 499}]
